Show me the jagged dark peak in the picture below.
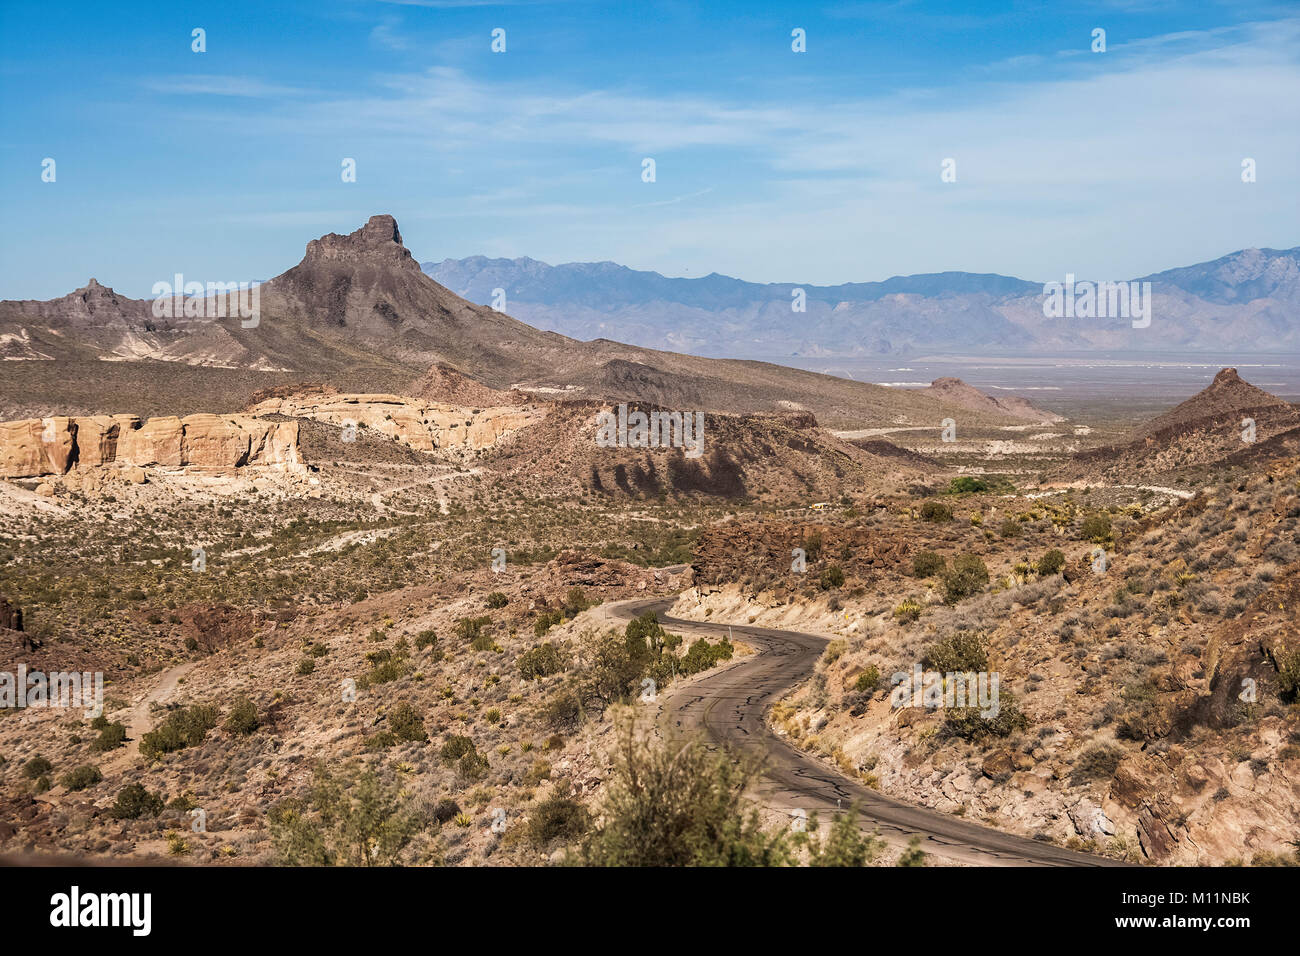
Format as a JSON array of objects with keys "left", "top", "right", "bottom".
[{"left": 301, "top": 214, "right": 417, "bottom": 270}]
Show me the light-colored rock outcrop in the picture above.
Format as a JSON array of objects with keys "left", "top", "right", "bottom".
[
  {"left": 248, "top": 392, "right": 543, "bottom": 459},
  {"left": 0, "top": 413, "right": 305, "bottom": 478}
]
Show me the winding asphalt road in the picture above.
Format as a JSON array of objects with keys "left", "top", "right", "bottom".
[{"left": 607, "top": 597, "right": 1130, "bottom": 867}]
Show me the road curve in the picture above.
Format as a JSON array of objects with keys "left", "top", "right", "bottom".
[{"left": 607, "top": 597, "right": 1131, "bottom": 867}]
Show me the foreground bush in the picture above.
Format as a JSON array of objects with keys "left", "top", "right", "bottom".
[
  {"left": 943, "top": 554, "right": 989, "bottom": 603},
  {"left": 140, "top": 704, "right": 219, "bottom": 760},
  {"left": 579, "top": 721, "right": 793, "bottom": 866}
]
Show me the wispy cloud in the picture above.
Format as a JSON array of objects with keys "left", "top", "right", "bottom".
[{"left": 141, "top": 75, "right": 311, "bottom": 98}]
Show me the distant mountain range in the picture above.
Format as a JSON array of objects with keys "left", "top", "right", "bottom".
[
  {"left": 422, "top": 247, "right": 1300, "bottom": 358},
  {"left": 0, "top": 215, "right": 1032, "bottom": 429}
]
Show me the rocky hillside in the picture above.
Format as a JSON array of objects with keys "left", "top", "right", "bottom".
[
  {"left": 676, "top": 462, "right": 1300, "bottom": 865},
  {"left": 1068, "top": 368, "right": 1300, "bottom": 483},
  {"left": 917, "top": 377, "right": 1063, "bottom": 423}
]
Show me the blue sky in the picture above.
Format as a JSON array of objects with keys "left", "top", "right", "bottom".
[{"left": 1, "top": 0, "right": 1298, "bottom": 298}]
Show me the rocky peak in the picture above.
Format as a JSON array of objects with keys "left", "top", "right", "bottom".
[
  {"left": 1211, "top": 367, "right": 1242, "bottom": 388},
  {"left": 301, "top": 214, "right": 417, "bottom": 270}
]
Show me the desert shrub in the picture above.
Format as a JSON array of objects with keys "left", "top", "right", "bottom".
[
  {"left": 921, "top": 500, "right": 952, "bottom": 523},
  {"left": 912, "top": 551, "right": 946, "bottom": 578},
  {"left": 562, "top": 587, "right": 593, "bottom": 616},
  {"left": 22, "top": 756, "right": 52, "bottom": 779},
  {"left": 268, "top": 762, "right": 423, "bottom": 866},
  {"left": 224, "top": 697, "right": 259, "bottom": 735},
  {"left": 90, "top": 721, "right": 127, "bottom": 752},
  {"left": 534, "top": 609, "right": 564, "bottom": 638},
  {"left": 802, "top": 806, "right": 887, "bottom": 866},
  {"left": 518, "top": 642, "right": 566, "bottom": 680},
  {"left": 893, "top": 598, "right": 923, "bottom": 624},
  {"left": 1036, "top": 549, "right": 1066, "bottom": 576},
  {"left": 942, "top": 693, "right": 1028, "bottom": 740},
  {"left": 579, "top": 722, "right": 793, "bottom": 866},
  {"left": 922, "top": 631, "right": 988, "bottom": 672},
  {"left": 458, "top": 748, "right": 490, "bottom": 781},
  {"left": 140, "top": 704, "right": 220, "bottom": 760},
  {"left": 59, "top": 764, "right": 102, "bottom": 791},
  {"left": 109, "top": 783, "right": 164, "bottom": 820},
  {"left": 523, "top": 759, "right": 552, "bottom": 786},
  {"left": 455, "top": 615, "right": 494, "bottom": 650},
  {"left": 949, "top": 476, "right": 988, "bottom": 494},
  {"left": 415, "top": 629, "right": 438, "bottom": 651},
  {"left": 1073, "top": 744, "right": 1124, "bottom": 782},
  {"left": 387, "top": 702, "right": 427, "bottom": 743},
  {"left": 296, "top": 658, "right": 316, "bottom": 675},
  {"left": 527, "top": 785, "right": 591, "bottom": 848},
  {"left": 819, "top": 564, "right": 846, "bottom": 590},
  {"left": 801, "top": 530, "right": 823, "bottom": 562},
  {"left": 485, "top": 591, "right": 509, "bottom": 609},
  {"left": 854, "top": 666, "right": 881, "bottom": 693},
  {"left": 543, "top": 687, "right": 582, "bottom": 729},
  {"left": 360, "top": 652, "right": 412, "bottom": 688},
  {"left": 943, "top": 554, "right": 989, "bottom": 604},
  {"left": 1080, "top": 513, "right": 1113, "bottom": 543},
  {"left": 1277, "top": 647, "right": 1300, "bottom": 701},
  {"left": 679, "top": 637, "right": 734, "bottom": 676},
  {"left": 998, "top": 519, "right": 1023, "bottom": 538},
  {"left": 440, "top": 735, "right": 475, "bottom": 763}
]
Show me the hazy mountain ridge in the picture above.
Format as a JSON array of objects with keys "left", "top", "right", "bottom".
[{"left": 422, "top": 247, "right": 1300, "bottom": 357}]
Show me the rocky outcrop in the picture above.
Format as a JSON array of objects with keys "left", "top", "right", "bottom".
[
  {"left": 920, "top": 377, "right": 1064, "bottom": 422},
  {"left": 0, "top": 413, "right": 304, "bottom": 478},
  {"left": 247, "top": 392, "right": 543, "bottom": 460}
]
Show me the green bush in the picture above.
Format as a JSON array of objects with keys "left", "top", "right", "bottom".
[
  {"left": 518, "top": 642, "right": 565, "bottom": 680},
  {"left": 819, "top": 564, "right": 846, "bottom": 590},
  {"left": 534, "top": 609, "right": 564, "bottom": 638},
  {"left": 579, "top": 723, "right": 793, "bottom": 866},
  {"left": 415, "top": 629, "right": 438, "bottom": 651},
  {"left": 296, "top": 658, "right": 316, "bottom": 675},
  {"left": 224, "top": 697, "right": 259, "bottom": 735},
  {"left": 59, "top": 764, "right": 102, "bottom": 792},
  {"left": 922, "top": 631, "right": 988, "bottom": 672},
  {"left": 90, "top": 721, "right": 127, "bottom": 752},
  {"left": 912, "top": 551, "right": 946, "bottom": 578},
  {"left": 109, "top": 783, "right": 164, "bottom": 820},
  {"left": 920, "top": 500, "right": 952, "bottom": 523},
  {"left": 387, "top": 702, "right": 427, "bottom": 743},
  {"left": 1036, "top": 549, "right": 1066, "bottom": 576},
  {"left": 1073, "top": 744, "right": 1124, "bottom": 782},
  {"left": 942, "top": 693, "right": 1028, "bottom": 740},
  {"left": 854, "top": 666, "right": 881, "bottom": 693},
  {"left": 948, "top": 476, "right": 989, "bottom": 494},
  {"left": 486, "top": 592, "right": 509, "bottom": 609},
  {"left": 998, "top": 519, "right": 1023, "bottom": 538},
  {"left": 943, "top": 554, "right": 989, "bottom": 603},
  {"left": 139, "top": 704, "right": 220, "bottom": 760},
  {"left": 1080, "top": 512, "right": 1113, "bottom": 543},
  {"left": 22, "top": 755, "right": 52, "bottom": 779},
  {"left": 440, "top": 735, "right": 475, "bottom": 763},
  {"left": 679, "top": 637, "right": 734, "bottom": 676},
  {"left": 527, "top": 786, "right": 591, "bottom": 848},
  {"left": 458, "top": 749, "right": 490, "bottom": 781}
]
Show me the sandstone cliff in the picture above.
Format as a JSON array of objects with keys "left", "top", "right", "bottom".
[
  {"left": 247, "top": 392, "right": 543, "bottom": 460},
  {"left": 0, "top": 413, "right": 304, "bottom": 479}
]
